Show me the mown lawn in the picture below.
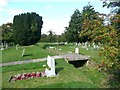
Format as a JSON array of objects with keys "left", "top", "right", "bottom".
[
  {"left": 2, "top": 43, "right": 55, "bottom": 63},
  {"left": 48, "top": 43, "right": 103, "bottom": 63},
  {"left": 1, "top": 42, "right": 111, "bottom": 88},
  {"left": 2, "top": 42, "right": 103, "bottom": 63},
  {"left": 2, "top": 59, "right": 98, "bottom": 88}
]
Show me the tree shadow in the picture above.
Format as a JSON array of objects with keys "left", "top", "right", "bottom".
[
  {"left": 108, "top": 70, "right": 120, "bottom": 88},
  {"left": 23, "top": 54, "right": 33, "bottom": 57},
  {"left": 55, "top": 67, "right": 64, "bottom": 74}
]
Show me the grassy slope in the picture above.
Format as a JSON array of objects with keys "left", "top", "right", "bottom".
[
  {"left": 48, "top": 44, "right": 109, "bottom": 87},
  {"left": 2, "top": 59, "right": 98, "bottom": 88},
  {"left": 2, "top": 43, "right": 55, "bottom": 63},
  {"left": 2, "top": 43, "right": 109, "bottom": 88}
]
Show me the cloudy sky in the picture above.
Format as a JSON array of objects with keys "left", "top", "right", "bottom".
[{"left": 0, "top": 0, "right": 111, "bottom": 35}]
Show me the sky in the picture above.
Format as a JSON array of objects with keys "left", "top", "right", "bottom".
[{"left": 0, "top": 0, "right": 111, "bottom": 35}]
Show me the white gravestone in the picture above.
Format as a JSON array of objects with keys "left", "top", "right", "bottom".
[
  {"left": 75, "top": 47, "right": 79, "bottom": 54},
  {"left": 1, "top": 43, "right": 4, "bottom": 50},
  {"left": 65, "top": 42, "right": 68, "bottom": 45},
  {"left": 5, "top": 43, "right": 8, "bottom": 49},
  {"left": 76, "top": 42, "right": 78, "bottom": 46},
  {"left": 21, "top": 49, "right": 25, "bottom": 57},
  {"left": 16, "top": 45, "right": 18, "bottom": 50},
  {"left": 45, "top": 55, "right": 56, "bottom": 77},
  {"left": 86, "top": 60, "right": 90, "bottom": 66}
]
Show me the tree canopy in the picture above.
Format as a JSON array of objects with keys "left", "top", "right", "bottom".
[
  {"left": 1, "top": 23, "right": 13, "bottom": 43},
  {"left": 65, "top": 4, "right": 99, "bottom": 43},
  {"left": 65, "top": 9, "right": 82, "bottom": 43},
  {"left": 13, "top": 12, "right": 43, "bottom": 46}
]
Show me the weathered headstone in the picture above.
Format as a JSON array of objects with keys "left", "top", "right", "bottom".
[
  {"left": 16, "top": 45, "right": 18, "bottom": 50},
  {"left": 86, "top": 60, "right": 90, "bottom": 66},
  {"left": 1, "top": 43, "right": 4, "bottom": 50},
  {"left": 86, "top": 48, "right": 88, "bottom": 50},
  {"left": 88, "top": 44, "right": 90, "bottom": 47},
  {"left": 5, "top": 43, "right": 8, "bottom": 49},
  {"left": 65, "top": 42, "right": 68, "bottom": 45},
  {"left": 47, "top": 55, "right": 51, "bottom": 68},
  {"left": 76, "top": 42, "right": 78, "bottom": 46},
  {"left": 59, "top": 49, "right": 61, "bottom": 51},
  {"left": 75, "top": 47, "right": 79, "bottom": 54},
  {"left": 45, "top": 55, "right": 56, "bottom": 77},
  {"left": 96, "top": 45, "right": 99, "bottom": 50},
  {"left": 21, "top": 49, "right": 25, "bottom": 57}
]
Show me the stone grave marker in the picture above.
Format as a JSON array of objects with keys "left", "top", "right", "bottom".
[
  {"left": 75, "top": 42, "right": 78, "bottom": 46},
  {"left": 65, "top": 42, "right": 68, "bottom": 45},
  {"left": 86, "top": 60, "right": 90, "bottom": 66},
  {"left": 45, "top": 55, "right": 56, "bottom": 77},
  {"left": 1, "top": 43, "right": 4, "bottom": 50},
  {"left": 21, "top": 49, "right": 25, "bottom": 57},
  {"left": 16, "top": 45, "right": 18, "bottom": 50},
  {"left": 75, "top": 47, "right": 79, "bottom": 54},
  {"left": 5, "top": 43, "right": 8, "bottom": 49}
]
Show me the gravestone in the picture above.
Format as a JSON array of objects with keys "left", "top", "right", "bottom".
[
  {"left": 86, "top": 60, "right": 90, "bottom": 66},
  {"left": 75, "top": 47, "right": 79, "bottom": 54},
  {"left": 65, "top": 42, "right": 68, "bottom": 45},
  {"left": 21, "top": 49, "right": 25, "bottom": 57},
  {"left": 47, "top": 55, "right": 51, "bottom": 68},
  {"left": 16, "top": 45, "right": 18, "bottom": 50},
  {"left": 96, "top": 45, "right": 99, "bottom": 50},
  {"left": 75, "top": 42, "right": 78, "bottom": 46},
  {"left": 59, "top": 49, "right": 61, "bottom": 51},
  {"left": 86, "top": 48, "right": 88, "bottom": 50},
  {"left": 45, "top": 55, "right": 56, "bottom": 77},
  {"left": 88, "top": 44, "right": 90, "bottom": 47},
  {"left": 5, "top": 43, "right": 8, "bottom": 49},
  {"left": 1, "top": 43, "right": 4, "bottom": 50}
]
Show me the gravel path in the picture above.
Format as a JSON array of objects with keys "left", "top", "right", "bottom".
[{"left": 0, "top": 54, "right": 90, "bottom": 67}]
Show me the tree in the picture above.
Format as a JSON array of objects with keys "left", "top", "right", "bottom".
[
  {"left": 40, "top": 34, "right": 48, "bottom": 42},
  {"left": 1, "top": 22, "right": 13, "bottom": 43},
  {"left": 65, "top": 9, "right": 82, "bottom": 43},
  {"left": 57, "top": 33, "right": 67, "bottom": 42},
  {"left": 79, "top": 1, "right": 119, "bottom": 86},
  {"left": 13, "top": 12, "right": 43, "bottom": 46},
  {"left": 47, "top": 30, "right": 56, "bottom": 42},
  {"left": 79, "top": 4, "right": 101, "bottom": 42}
]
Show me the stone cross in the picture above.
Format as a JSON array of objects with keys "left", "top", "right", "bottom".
[{"left": 45, "top": 55, "right": 56, "bottom": 77}]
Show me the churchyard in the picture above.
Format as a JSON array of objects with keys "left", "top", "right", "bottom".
[
  {"left": 1, "top": 42, "right": 112, "bottom": 88},
  {"left": 1, "top": 1, "right": 120, "bottom": 88}
]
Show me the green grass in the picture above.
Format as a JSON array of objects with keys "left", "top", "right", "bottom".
[
  {"left": 2, "top": 42, "right": 110, "bottom": 88},
  {"left": 38, "top": 81, "right": 97, "bottom": 88},
  {"left": 79, "top": 65, "right": 109, "bottom": 88},
  {"left": 2, "top": 43, "right": 55, "bottom": 63},
  {"left": 2, "top": 42, "right": 103, "bottom": 63},
  {"left": 48, "top": 43, "right": 103, "bottom": 63},
  {"left": 2, "top": 61, "right": 47, "bottom": 73},
  {"left": 2, "top": 59, "right": 98, "bottom": 88}
]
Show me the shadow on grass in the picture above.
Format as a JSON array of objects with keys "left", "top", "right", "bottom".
[
  {"left": 23, "top": 54, "right": 33, "bottom": 57},
  {"left": 108, "top": 70, "right": 120, "bottom": 88},
  {"left": 55, "top": 67, "right": 64, "bottom": 74}
]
